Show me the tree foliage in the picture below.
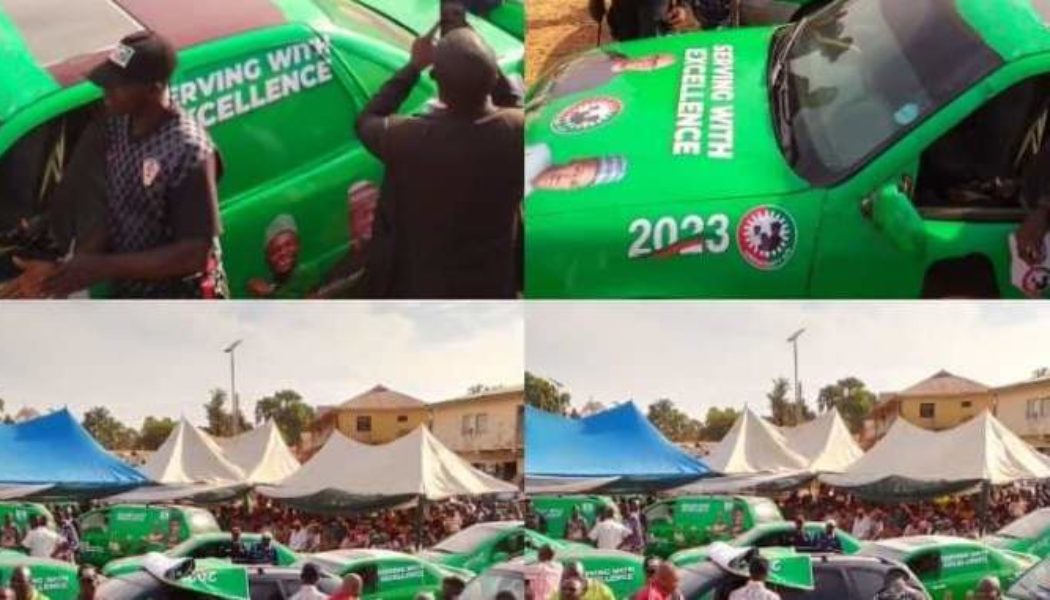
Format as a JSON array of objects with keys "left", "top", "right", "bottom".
[
  {"left": 82, "top": 407, "right": 137, "bottom": 450},
  {"left": 767, "top": 377, "right": 814, "bottom": 427},
  {"left": 701, "top": 406, "right": 740, "bottom": 441},
  {"left": 254, "top": 390, "right": 315, "bottom": 445},
  {"left": 204, "top": 389, "right": 251, "bottom": 437},
  {"left": 525, "top": 372, "right": 571, "bottom": 415},
  {"left": 138, "top": 416, "right": 177, "bottom": 451},
  {"left": 647, "top": 399, "right": 703, "bottom": 442},
  {"left": 816, "top": 377, "right": 875, "bottom": 434}
]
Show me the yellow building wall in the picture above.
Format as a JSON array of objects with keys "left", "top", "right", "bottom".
[
  {"left": 430, "top": 393, "right": 523, "bottom": 463},
  {"left": 335, "top": 408, "right": 431, "bottom": 445},
  {"left": 898, "top": 392, "right": 994, "bottom": 431},
  {"left": 996, "top": 379, "right": 1050, "bottom": 447}
]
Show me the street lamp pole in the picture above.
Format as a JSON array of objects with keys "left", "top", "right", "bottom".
[
  {"left": 224, "top": 340, "right": 243, "bottom": 436},
  {"left": 787, "top": 328, "right": 806, "bottom": 421}
]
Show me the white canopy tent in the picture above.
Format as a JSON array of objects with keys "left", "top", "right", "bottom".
[
  {"left": 822, "top": 411, "right": 1050, "bottom": 501},
  {"left": 780, "top": 410, "right": 864, "bottom": 473},
  {"left": 259, "top": 425, "right": 518, "bottom": 513},
  {"left": 139, "top": 417, "right": 246, "bottom": 484},
  {"left": 213, "top": 420, "right": 300, "bottom": 485},
  {"left": 705, "top": 407, "right": 809, "bottom": 475}
]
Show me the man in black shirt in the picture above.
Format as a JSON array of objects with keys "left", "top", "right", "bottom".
[{"left": 10, "top": 31, "right": 226, "bottom": 299}]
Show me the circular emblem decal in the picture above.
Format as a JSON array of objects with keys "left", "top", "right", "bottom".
[
  {"left": 737, "top": 205, "right": 797, "bottom": 270},
  {"left": 551, "top": 97, "right": 623, "bottom": 134}
]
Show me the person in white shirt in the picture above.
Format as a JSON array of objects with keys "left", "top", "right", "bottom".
[
  {"left": 290, "top": 563, "right": 329, "bottom": 600},
  {"left": 588, "top": 508, "right": 631, "bottom": 550},
  {"left": 851, "top": 509, "right": 873, "bottom": 541},
  {"left": 525, "top": 545, "right": 563, "bottom": 600},
  {"left": 22, "top": 517, "right": 61, "bottom": 559},
  {"left": 289, "top": 521, "right": 311, "bottom": 552},
  {"left": 728, "top": 557, "right": 780, "bottom": 600}
]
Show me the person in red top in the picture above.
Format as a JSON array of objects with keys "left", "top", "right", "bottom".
[
  {"left": 633, "top": 562, "right": 681, "bottom": 600},
  {"left": 328, "top": 573, "right": 362, "bottom": 600}
]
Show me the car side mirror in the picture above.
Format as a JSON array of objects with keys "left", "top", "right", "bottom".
[{"left": 867, "top": 182, "right": 925, "bottom": 256}]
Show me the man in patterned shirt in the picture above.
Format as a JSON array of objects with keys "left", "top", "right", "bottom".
[{"left": 17, "top": 31, "right": 226, "bottom": 299}]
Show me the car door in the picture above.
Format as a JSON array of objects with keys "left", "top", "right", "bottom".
[
  {"left": 375, "top": 558, "right": 430, "bottom": 600},
  {"left": 171, "top": 24, "right": 386, "bottom": 299},
  {"left": 811, "top": 56, "right": 1050, "bottom": 299}
]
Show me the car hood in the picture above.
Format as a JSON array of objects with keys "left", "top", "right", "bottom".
[
  {"left": 525, "top": 25, "right": 810, "bottom": 219},
  {"left": 100, "top": 555, "right": 143, "bottom": 576}
]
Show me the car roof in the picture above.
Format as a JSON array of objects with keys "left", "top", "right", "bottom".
[
  {"left": 312, "top": 548, "right": 415, "bottom": 563},
  {"left": 958, "top": 0, "right": 1050, "bottom": 62},
  {"left": 872, "top": 535, "right": 973, "bottom": 553}
]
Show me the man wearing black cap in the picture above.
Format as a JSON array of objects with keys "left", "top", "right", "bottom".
[
  {"left": 14, "top": 31, "right": 226, "bottom": 299},
  {"left": 355, "top": 25, "right": 523, "bottom": 299}
]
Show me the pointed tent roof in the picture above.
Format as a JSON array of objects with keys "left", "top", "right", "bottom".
[
  {"left": 705, "top": 408, "right": 809, "bottom": 475},
  {"left": 822, "top": 411, "right": 1050, "bottom": 499},
  {"left": 213, "top": 420, "right": 300, "bottom": 485},
  {"left": 0, "top": 409, "right": 149, "bottom": 495},
  {"left": 780, "top": 410, "right": 863, "bottom": 473},
  {"left": 524, "top": 403, "right": 710, "bottom": 488},
  {"left": 140, "top": 417, "right": 245, "bottom": 484},
  {"left": 259, "top": 425, "right": 516, "bottom": 510}
]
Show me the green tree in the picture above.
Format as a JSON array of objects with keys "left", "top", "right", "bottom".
[
  {"left": 701, "top": 407, "right": 740, "bottom": 441},
  {"left": 139, "top": 416, "right": 177, "bottom": 451},
  {"left": 525, "top": 372, "right": 571, "bottom": 415},
  {"left": 647, "top": 399, "right": 696, "bottom": 442},
  {"left": 816, "top": 377, "right": 876, "bottom": 434},
  {"left": 1034, "top": 367, "right": 1050, "bottom": 379},
  {"left": 254, "top": 390, "right": 315, "bottom": 446},
  {"left": 204, "top": 389, "right": 251, "bottom": 437},
  {"left": 83, "top": 407, "right": 137, "bottom": 450},
  {"left": 767, "top": 378, "right": 792, "bottom": 426}
]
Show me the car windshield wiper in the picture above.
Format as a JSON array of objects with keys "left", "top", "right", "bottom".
[{"left": 769, "top": 18, "right": 808, "bottom": 164}]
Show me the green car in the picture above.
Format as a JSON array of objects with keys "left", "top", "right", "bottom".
[
  {"left": 78, "top": 504, "right": 221, "bottom": 567},
  {"left": 531, "top": 495, "right": 619, "bottom": 539},
  {"left": 0, "top": 0, "right": 522, "bottom": 299},
  {"left": 0, "top": 550, "right": 80, "bottom": 600},
  {"left": 417, "top": 521, "right": 581, "bottom": 574},
  {"left": 0, "top": 502, "right": 56, "bottom": 547},
  {"left": 526, "top": 0, "right": 1050, "bottom": 299},
  {"left": 860, "top": 536, "right": 1038, "bottom": 600},
  {"left": 101, "top": 532, "right": 299, "bottom": 577},
  {"left": 985, "top": 508, "right": 1050, "bottom": 559},
  {"left": 644, "top": 495, "right": 783, "bottom": 558},
  {"left": 554, "top": 548, "right": 645, "bottom": 600},
  {"left": 668, "top": 520, "right": 862, "bottom": 567},
  {"left": 310, "top": 548, "right": 474, "bottom": 599},
  {"left": 353, "top": 0, "right": 523, "bottom": 41},
  {"left": 1006, "top": 555, "right": 1050, "bottom": 600},
  {"left": 479, "top": 0, "right": 525, "bottom": 40}
]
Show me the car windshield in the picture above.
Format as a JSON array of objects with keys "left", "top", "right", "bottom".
[
  {"left": 433, "top": 524, "right": 510, "bottom": 554},
  {"left": 997, "top": 510, "right": 1050, "bottom": 540},
  {"left": 772, "top": 0, "right": 1002, "bottom": 185},
  {"left": 858, "top": 543, "right": 906, "bottom": 564},
  {"left": 1008, "top": 559, "right": 1050, "bottom": 600},
  {"left": 460, "top": 568, "right": 524, "bottom": 600}
]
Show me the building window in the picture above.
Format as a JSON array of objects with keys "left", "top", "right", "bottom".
[
  {"left": 961, "top": 401, "right": 972, "bottom": 409},
  {"left": 356, "top": 416, "right": 372, "bottom": 432},
  {"left": 475, "top": 413, "right": 489, "bottom": 434},
  {"left": 1029, "top": 400, "right": 1037, "bottom": 420},
  {"left": 919, "top": 403, "right": 935, "bottom": 419},
  {"left": 397, "top": 415, "right": 408, "bottom": 423},
  {"left": 462, "top": 415, "right": 473, "bottom": 435}
]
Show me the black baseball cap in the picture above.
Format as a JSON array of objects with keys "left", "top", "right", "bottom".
[{"left": 88, "top": 30, "right": 177, "bottom": 88}]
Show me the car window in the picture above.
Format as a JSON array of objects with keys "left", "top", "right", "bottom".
[
  {"left": 251, "top": 579, "right": 284, "bottom": 600},
  {"left": 779, "top": 568, "right": 850, "bottom": 600},
  {"left": 849, "top": 568, "right": 892, "bottom": 598},
  {"left": 494, "top": 531, "right": 526, "bottom": 557},
  {"left": 191, "top": 540, "right": 230, "bottom": 559},
  {"left": 79, "top": 511, "right": 107, "bottom": 533},
  {"left": 907, "top": 551, "right": 942, "bottom": 579},
  {"left": 353, "top": 565, "right": 379, "bottom": 594},
  {"left": 169, "top": 32, "right": 360, "bottom": 199}
]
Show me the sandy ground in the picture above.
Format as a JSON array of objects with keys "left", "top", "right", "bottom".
[{"left": 525, "top": 0, "right": 613, "bottom": 85}]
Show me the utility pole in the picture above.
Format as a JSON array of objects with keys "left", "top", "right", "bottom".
[
  {"left": 787, "top": 328, "right": 806, "bottom": 423},
  {"left": 224, "top": 339, "right": 243, "bottom": 436}
]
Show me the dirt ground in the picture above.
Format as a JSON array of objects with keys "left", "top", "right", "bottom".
[{"left": 525, "top": 0, "right": 613, "bottom": 85}]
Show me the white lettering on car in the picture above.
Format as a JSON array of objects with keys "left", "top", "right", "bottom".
[
  {"left": 673, "top": 45, "right": 735, "bottom": 159},
  {"left": 628, "top": 214, "right": 731, "bottom": 259}
]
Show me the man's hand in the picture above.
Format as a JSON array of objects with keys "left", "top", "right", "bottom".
[
  {"left": 410, "top": 25, "right": 438, "bottom": 70},
  {"left": 1017, "top": 205, "right": 1050, "bottom": 266},
  {"left": 588, "top": 0, "right": 606, "bottom": 23},
  {"left": 0, "top": 257, "right": 60, "bottom": 299},
  {"left": 667, "top": 4, "right": 691, "bottom": 30},
  {"left": 247, "top": 278, "right": 277, "bottom": 298},
  {"left": 42, "top": 254, "right": 108, "bottom": 298}
]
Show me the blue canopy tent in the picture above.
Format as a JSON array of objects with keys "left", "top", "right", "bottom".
[
  {"left": 525, "top": 402, "right": 712, "bottom": 492},
  {"left": 0, "top": 409, "right": 150, "bottom": 498}
]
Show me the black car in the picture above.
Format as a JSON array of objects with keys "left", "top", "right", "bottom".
[
  {"left": 97, "top": 564, "right": 342, "bottom": 600},
  {"left": 680, "top": 553, "right": 931, "bottom": 600}
]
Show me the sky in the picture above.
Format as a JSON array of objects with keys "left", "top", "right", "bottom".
[
  {"left": 526, "top": 302, "right": 1049, "bottom": 419},
  {"left": 0, "top": 302, "right": 523, "bottom": 427}
]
